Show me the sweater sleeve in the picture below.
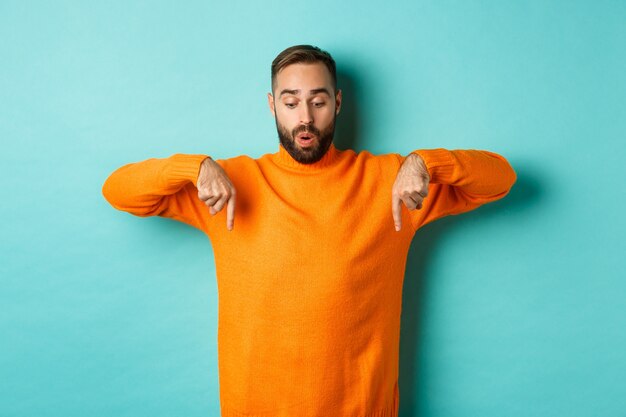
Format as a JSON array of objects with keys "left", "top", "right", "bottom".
[
  {"left": 101, "top": 153, "right": 211, "bottom": 233},
  {"left": 408, "top": 148, "right": 517, "bottom": 230}
]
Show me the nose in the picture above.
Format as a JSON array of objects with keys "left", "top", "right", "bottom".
[{"left": 300, "top": 104, "right": 313, "bottom": 125}]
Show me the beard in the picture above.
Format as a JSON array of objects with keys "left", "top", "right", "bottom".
[{"left": 274, "top": 113, "right": 336, "bottom": 164}]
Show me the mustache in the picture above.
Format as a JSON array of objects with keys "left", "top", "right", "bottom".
[{"left": 292, "top": 124, "right": 321, "bottom": 137}]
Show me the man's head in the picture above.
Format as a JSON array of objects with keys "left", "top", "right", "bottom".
[{"left": 268, "top": 45, "right": 342, "bottom": 164}]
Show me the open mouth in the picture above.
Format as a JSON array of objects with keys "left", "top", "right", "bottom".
[{"left": 296, "top": 133, "right": 316, "bottom": 147}]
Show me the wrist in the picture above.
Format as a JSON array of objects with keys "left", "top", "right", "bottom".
[
  {"left": 408, "top": 152, "right": 430, "bottom": 182},
  {"left": 198, "top": 157, "right": 213, "bottom": 184}
]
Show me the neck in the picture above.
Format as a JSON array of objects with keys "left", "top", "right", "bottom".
[{"left": 275, "top": 143, "right": 340, "bottom": 171}]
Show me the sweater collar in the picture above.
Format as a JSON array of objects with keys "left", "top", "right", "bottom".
[{"left": 274, "top": 143, "right": 340, "bottom": 171}]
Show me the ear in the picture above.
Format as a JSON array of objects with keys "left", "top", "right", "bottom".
[
  {"left": 335, "top": 89, "right": 342, "bottom": 116},
  {"left": 267, "top": 93, "right": 276, "bottom": 117}
]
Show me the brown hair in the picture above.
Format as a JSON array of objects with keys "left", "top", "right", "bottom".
[{"left": 271, "top": 45, "right": 337, "bottom": 93}]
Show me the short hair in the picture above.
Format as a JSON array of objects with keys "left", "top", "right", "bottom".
[{"left": 271, "top": 45, "right": 337, "bottom": 94}]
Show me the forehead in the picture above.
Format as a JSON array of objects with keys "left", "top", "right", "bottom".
[{"left": 274, "top": 62, "right": 333, "bottom": 94}]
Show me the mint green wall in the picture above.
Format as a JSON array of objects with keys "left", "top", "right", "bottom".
[{"left": 1, "top": 2, "right": 624, "bottom": 416}]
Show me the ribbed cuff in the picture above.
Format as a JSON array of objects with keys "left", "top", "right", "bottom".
[
  {"left": 167, "top": 153, "right": 210, "bottom": 187},
  {"left": 411, "top": 148, "right": 456, "bottom": 184}
]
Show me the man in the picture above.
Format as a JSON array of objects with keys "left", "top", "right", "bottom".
[{"left": 102, "top": 45, "right": 516, "bottom": 417}]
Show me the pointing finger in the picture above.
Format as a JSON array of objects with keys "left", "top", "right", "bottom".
[
  {"left": 392, "top": 194, "right": 402, "bottom": 232},
  {"left": 226, "top": 192, "right": 236, "bottom": 231}
]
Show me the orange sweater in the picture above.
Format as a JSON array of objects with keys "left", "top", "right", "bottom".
[{"left": 102, "top": 144, "right": 516, "bottom": 417}]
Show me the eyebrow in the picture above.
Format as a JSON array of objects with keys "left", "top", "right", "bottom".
[{"left": 279, "top": 88, "right": 332, "bottom": 98}]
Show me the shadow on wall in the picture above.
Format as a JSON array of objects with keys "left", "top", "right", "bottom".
[
  {"left": 398, "top": 165, "right": 542, "bottom": 416},
  {"left": 334, "top": 67, "right": 361, "bottom": 152}
]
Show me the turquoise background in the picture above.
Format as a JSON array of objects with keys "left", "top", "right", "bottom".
[{"left": 1, "top": 1, "right": 624, "bottom": 416}]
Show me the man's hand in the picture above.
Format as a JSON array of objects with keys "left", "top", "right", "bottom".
[
  {"left": 392, "top": 153, "right": 430, "bottom": 231},
  {"left": 197, "top": 157, "right": 236, "bottom": 231}
]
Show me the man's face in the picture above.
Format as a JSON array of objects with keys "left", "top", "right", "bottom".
[{"left": 268, "top": 62, "right": 342, "bottom": 164}]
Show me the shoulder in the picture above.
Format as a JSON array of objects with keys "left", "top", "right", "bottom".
[
  {"left": 345, "top": 148, "right": 404, "bottom": 168},
  {"left": 214, "top": 154, "right": 257, "bottom": 169}
]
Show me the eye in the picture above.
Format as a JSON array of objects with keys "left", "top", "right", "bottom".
[
  {"left": 285, "top": 103, "right": 297, "bottom": 109},
  {"left": 313, "top": 102, "right": 325, "bottom": 108}
]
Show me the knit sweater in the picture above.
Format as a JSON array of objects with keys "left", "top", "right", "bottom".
[{"left": 102, "top": 144, "right": 516, "bottom": 417}]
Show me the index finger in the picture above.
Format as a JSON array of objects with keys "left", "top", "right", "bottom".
[
  {"left": 226, "top": 193, "right": 236, "bottom": 231},
  {"left": 392, "top": 194, "right": 402, "bottom": 232}
]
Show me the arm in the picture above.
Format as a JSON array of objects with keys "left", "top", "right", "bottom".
[
  {"left": 102, "top": 153, "right": 236, "bottom": 232},
  {"left": 392, "top": 148, "right": 517, "bottom": 231}
]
